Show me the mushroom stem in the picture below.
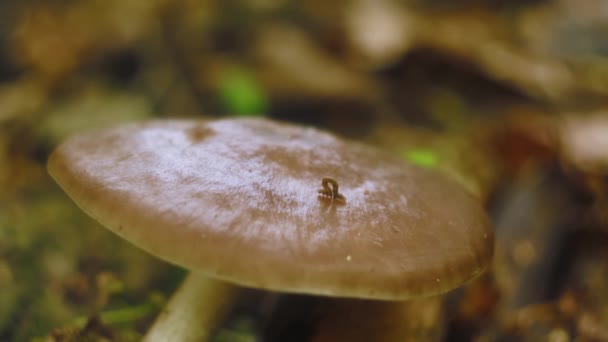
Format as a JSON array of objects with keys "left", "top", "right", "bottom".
[{"left": 144, "top": 272, "right": 239, "bottom": 342}]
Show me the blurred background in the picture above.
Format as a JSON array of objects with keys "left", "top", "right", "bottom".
[{"left": 1, "top": 0, "right": 607, "bottom": 340}]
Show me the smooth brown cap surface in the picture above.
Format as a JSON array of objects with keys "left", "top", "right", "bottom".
[{"left": 48, "top": 118, "right": 493, "bottom": 300}]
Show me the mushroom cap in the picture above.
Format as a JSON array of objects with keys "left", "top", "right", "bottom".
[{"left": 48, "top": 118, "right": 493, "bottom": 300}]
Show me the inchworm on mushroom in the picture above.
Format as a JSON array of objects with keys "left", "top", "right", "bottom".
[{"left": 318, "top": 177, "right": 346, "bottom": 203}]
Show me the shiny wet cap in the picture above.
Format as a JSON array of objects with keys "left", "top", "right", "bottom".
[{"left": 48, "top": 118, "right": 493, "bottom": 300}]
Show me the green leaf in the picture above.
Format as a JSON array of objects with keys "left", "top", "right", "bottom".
[
  {"left": 403, "top": 149, "right": 438, "bottom": 168},
  {"left": 219, "top": 67, "right": 268, "bottom": 116}
]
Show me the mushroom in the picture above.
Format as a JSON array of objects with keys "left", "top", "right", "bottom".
[{"left": 47, "top": 118, "right": 493, "bottom": 340}]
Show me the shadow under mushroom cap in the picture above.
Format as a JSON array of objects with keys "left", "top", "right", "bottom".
[{"left": 48, "top": 118, "right": 493, "bottom": 300}]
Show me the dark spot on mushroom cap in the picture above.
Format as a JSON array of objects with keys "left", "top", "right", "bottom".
[{"left": 186, "top": 124, "right": 214, "bottom": 143}]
